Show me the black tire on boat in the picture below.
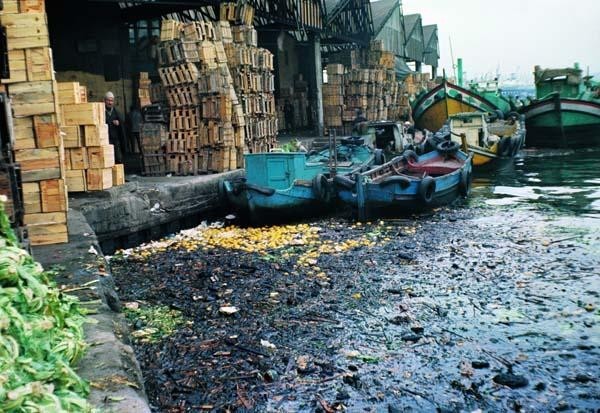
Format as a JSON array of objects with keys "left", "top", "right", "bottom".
[
  {"left": 459, "top": 168, "right": 472, "bottom": 197},
  {"left": 312, "top": 173, "right": 332, "bottom": 203},
  {"left": 494, "top": 109, "right": 505, "bottom": 120},
  {"left": 333, "top": 175, "right": 355, "bottom": 190},
  {"left": 436, "top": 140, "right": 460, "bottom": 155},
  {"left": 403, "top": 150, "right": 419, "bottom": 164},
  {"left": 418, "top": 176, "right": 436, "bottom": 204},
  {"left": 374, "top": 149, "right": 386, "bottom": 165},
  {"left": 380, "top": 176, "right": 411, "bottom": 189}
]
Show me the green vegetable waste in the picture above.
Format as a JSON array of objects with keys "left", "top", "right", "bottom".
[{"left": 0, "top": 202, "right": 93, "bottom": 412}]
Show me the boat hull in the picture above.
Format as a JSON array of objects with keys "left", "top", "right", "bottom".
[
  {"left": 412, "top": 81, "right": 500, "bottom": 132},
  {"left": 520, "top": 97, "right": 600, "bottom": 148},
  {"left": 336, "top": 150, "right": 472, "bottom": 216},
  {"left": 223, "top": 179, "right": 327, "bottom": 222}
]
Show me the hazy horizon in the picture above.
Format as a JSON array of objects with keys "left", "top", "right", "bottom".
[{"left": 399, "top": 0, "right": 600, "bottom": 84}]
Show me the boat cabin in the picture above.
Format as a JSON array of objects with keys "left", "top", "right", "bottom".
[
  {"left": 366, "top": 120, "right": 412, "bottom": 154},
  {"left": 449, "top": 112, "right": 491, "bottom": 148},
  {"left": 534, "top": 65, "right": 583, "bottom": 99}
]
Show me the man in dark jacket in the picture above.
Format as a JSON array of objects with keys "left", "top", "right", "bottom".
[{"left": 104, "top": 91, "right": 125, "bottom": 163}]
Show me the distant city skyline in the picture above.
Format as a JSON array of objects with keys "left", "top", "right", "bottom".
[{"left": 400, "top": 0, "right": 600, "bottom": 85}]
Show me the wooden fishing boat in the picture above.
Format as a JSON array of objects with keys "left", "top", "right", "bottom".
[
  {"left": 519, "top": 65, "right": 600, "bottom": 148},
  {"left": 334, "top": 147, "right": 472, "bottom": 220},
  {"left": 412, "top": 79, "right": 507, "bottom": 132},
  {"left": 445, "top": 111, "right": 526, "bottom": 168},
  {"left": 222, "top": 137, "right": 378, "bottom": 222}
]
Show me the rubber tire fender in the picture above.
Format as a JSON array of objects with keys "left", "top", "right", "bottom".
[
  {"left": 459, "top": 167, "right": 472, "bottom": 197},
  {"left": 333, "top": 174, "right": 355, "bottom": 190},
  {"left": 418, "top": 176, "right": 436, "bottom": 204},
  {"left": 436, "top": 140, "right": 460, "bottom": 155},
  {"left": 312, "top": 173, "right": 332, "bottom": 203},
  {"left": 494, "top": 109, "right": 505, "bottom": 120},
  {"left": 380, "top": 176, "right": 411, "bottom": 189}
]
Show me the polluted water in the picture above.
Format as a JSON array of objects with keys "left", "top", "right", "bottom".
[{"left": 110, "top": 148, "right": 600, "bottom": 412}]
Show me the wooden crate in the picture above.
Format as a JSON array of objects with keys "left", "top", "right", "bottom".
[
  {"left": 13, "top": 116, "right": 36, "bottom": 149},
  {"left": 7, "top": 80, "right": 55, "bottom": 116},
  {"left": 86, "top": 168, "right": 113, "bottom": 191},
  {"left": 87, "top": 145, "right": 115, "bottom": 169},
  {"left": 14, "top": 147, "right": 61, "bottom": 182},
  {"left": 33, "top": 114, "right": 60, "bottom": 148},
  {"left": 65, "top": 169, "right": 86, "bottom": 192},
  {"left": 1, "top": 1, "right": 45, "bottom": 14},
  {"left": 60, "top": 102, "right": 104, "bottom": 126},
  {"left": 40, "top": 179, "right": 67, "bottom": 213},
  {"left": 57, "top": 81, "right": 82, "bottom": 105},
  {"left": 22, "top": 182, "right": 41, "bottom": 214},
  {"left": 28, "top": 222, "right": 68, "bottom": 245},
  {"left": 67, "top": 147, "right": 88, "bottom": 170},
  {"left": 23, "top": 211, "right": 67, "bottom": 226},
  {"left": 112, "top": 164, "right": 125, "bottom": 186},
  {"left": 62, "top": 125, "right": 82, "bottom": 148},
  {"left": 0, "top": 13, "right": 50, "bottom": 51},
  {"left": 83, "top": 124, "right": 109, "bottom": 147}
]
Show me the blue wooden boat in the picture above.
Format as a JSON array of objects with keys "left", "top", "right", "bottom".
[
  {"left": 334, "top": 148, "right": 473, "bottom": 220},
  {"left": 222, "top": 138, "right": 377, "bottom": 221}
]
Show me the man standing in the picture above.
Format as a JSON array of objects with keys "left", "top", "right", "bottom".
[{"left": 104, "top": 91, "right": 124, "bottom": 163}]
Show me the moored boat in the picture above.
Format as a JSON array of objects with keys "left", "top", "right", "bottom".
[
  {"left": 519, "top": 64, "right": 600, "bottom": 148},
  {"left": 445, "top": 111, "right": 526, "bottom": 169},
  {"left": 222, "top": 137, "right": 377, "bottom": 222},
  {"left": 412, "top": 79, "right": 504, "bottom": 132},
  {"left": 333, "top": 147, "right": 472, "bottom": 220}
]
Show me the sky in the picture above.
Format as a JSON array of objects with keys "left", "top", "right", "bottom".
[{"left": 401, "top": 0, "right": 600, "bottom": 84}]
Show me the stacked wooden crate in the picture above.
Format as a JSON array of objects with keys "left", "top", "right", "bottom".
[
  {"left": 221, "top": 2, "right": 277, "bottom": 154},
  {"left": 0, "top": 1, "right": 70, "bottom": 245},
  {"left": 157, "top": 19, "right": 241, "bottom": 174},
  {"left": 138, "top": 72, "right": 152, "bottom": 107},
  {"left": 58, "top": 82, "right": 125, "bottom": 192},
  {"left": 323, "top": 64, "right": 345, "bottom": 130}
]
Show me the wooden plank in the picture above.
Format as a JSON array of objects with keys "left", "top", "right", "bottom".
[
  {"left": 14, "top": 147, "right": 60, "bottom": 171},
  {"left": 67, "top": 147, "right": 88, "bottom": 170},
  {"left": 7, "top": 80, "right": 56, "bottom": 116},
  {"left": 25, "top": 47, "right": 53, "bottom": 81},
  {"left": 65, "top": 169, "right": 86, "bottom": 192},
  {"left": 0, "top": 49, "right": 27, "bottom": 84},
  {"left": 12, "top": 116, "right": 36, "bottom": 149},
  {"left": 61, "top": 125, "right": 82, "bottom": 148},
  {"left": 86, "top": 168, "right": 113, "bottom": 191},
  {"left": 40, "top": 179, "right": 67, "bottom": 213},
  {"left": 83, "top": 124, "right": 109, "bottom": 146},
  {"left": 57, "top": 81, "right": 82, "bottom": 104},
  {"left": 20, "top": 167, "right": 62, "bottom": 183},
  {"left": 33, "top": 114, "right": 60, "bottom": 148},
  {"left": 28, "top": 222, "right": 68, "bottom": 245},
  {"left": 22, "top": 182, "right": 41, "bottom": 214},
  {"left": 112, "top": 164, "right": 125, "bottom": 186},
  {"left": 60, "top": 102, "right": 104, "bottom": 126},
  {"left": 87, "top": 145, "right": 115, "bottom": 169},
  {"left": 23, "top": 211, "right": 67, "bottom": 225}
]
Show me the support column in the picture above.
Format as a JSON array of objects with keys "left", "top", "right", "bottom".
[
  {"left": 415, "top": 61, "right": 422, "bottom": 72},
  {"left": 308, "top": 33, "right": 324, "bottom": 136},
  {"left": 431, "top": 66, "right": 437, "bottom": 79}
]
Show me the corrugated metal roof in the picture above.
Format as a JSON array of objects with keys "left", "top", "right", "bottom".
[
  {"left": 403, "top": 13, "right": 423, "bottom": 61},
  {"left": 370, "top": 0, "right": 398, "bottom": 35},
  {"left": 422, "top": 24, "right": 439, "bottom": 66},
  {"left": 403, "top": 13, "right": 420, "bottom": 35}
]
